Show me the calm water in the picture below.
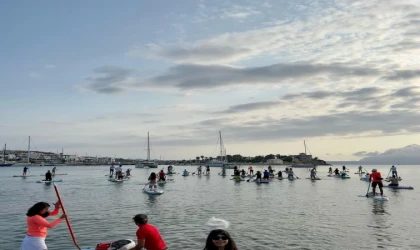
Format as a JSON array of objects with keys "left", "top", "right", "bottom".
[{"left": 0, "top": 165, "right": 419, "bottom": 250}]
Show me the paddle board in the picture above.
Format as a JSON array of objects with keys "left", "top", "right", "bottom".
[
  {"left": 231, "top": 178, "right": 244, "bottom": 181},
  {"left": 384, "top": 185, "right": 414, "bottom": 190},
  {"left": 36, "top": 179, "right": 63, "bottom": 183},
  {"left": 360, "top": 178, "right": 370, "bottom": 182},
  {"left": 143, "top": 189, "right": 164, "bottom": 195},
  {"left": 354, "top": 172, "right": 366, "bottom": 174},
  {"left": 108, "top": 178, "right": 125, "bottom": 183},
  {"left": 252, "top": 180, "right": 270, "bottom": 183},
  {"left": 40, "top": 173, "right": 67, "bottom": 176},
  {"left": 277, "top": 177, "right": 284, "bottom": 180},
  {"left": 13, "top": 175, "right": 35, "bottom": 177},
  {"left": 306, "top": 177, "right": 321, "bottom": 180},
  {"left": 373, "top": 196, "right": 389, "bottom": 201}
]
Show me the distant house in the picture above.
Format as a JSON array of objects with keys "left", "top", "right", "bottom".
[
  {"left": 292, "top": 153, "right": 312, "bottom": 163},
  {"left": 267, "top": 159, "right": 284, "bottom": 164}
]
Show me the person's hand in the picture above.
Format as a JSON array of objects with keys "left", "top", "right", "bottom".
[
  {"left": 60, "top": 214, "right": 67, "bottom": 219},
  {"left": 53, "top": 201, "right": 61, "bottom": 209}
]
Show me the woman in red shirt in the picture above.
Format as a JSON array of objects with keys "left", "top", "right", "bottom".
[
  {"left": 131, "top": 214, "right": 167, "bottom": 250},
  {"left": 21, "top": 201, "right": 66, "bottom": 250}
]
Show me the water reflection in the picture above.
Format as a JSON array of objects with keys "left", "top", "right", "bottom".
[{"left": 369, "top": 201, "right": 391, "bottom": 249}]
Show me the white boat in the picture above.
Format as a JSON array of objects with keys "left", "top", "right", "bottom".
[
  {"left": 0, "top": 144, "right": 14, "bottom": 167},
  {"left": 205, "top": 131, "right": 234, "bottom": 168},
  {"left": 135, "top": 132, "right": 158, "bottom": 168}
]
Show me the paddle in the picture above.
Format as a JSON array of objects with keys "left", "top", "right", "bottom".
[
  {"left": 386, "top": 168, "right": 392, "bottom": 178},
  {"left": 142, "top": 182, "right": 150, "bottom": 191},
  {"left": 53, "top": 183, "right": 81, "bottom": 250},
  {"left": 365, "top": 179, "right": 372, "bottom": 197}
]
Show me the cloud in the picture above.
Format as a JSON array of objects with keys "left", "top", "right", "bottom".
[
  {"left": 353, "top": 151, "right": 380, "bottom": 157},
  {"left": 215, "top": 86, "right": 420, "bottom": 114},
  {"left": 83, "top": 62, "right": 388, "bottom": 94},
  {"left": 128, "top": 0, "right": 420, "bottom": 65},
  {"left": 221, "top": 6, "right": 261, "bottom": 20},
  {"left": 29, "top": 72, "right": 41, "bottom": 79},
  {"left": 44, "top": 65, "right": 56, "bottom": 69},
  {"left": 215, "top": 101, "right": 280, "bottom": 114},
  {"left": 359, "top": 144, "right": 420, "bottom": 164},
  {"left": 83, "top": 66, "right": 134, "bottom": 94}
]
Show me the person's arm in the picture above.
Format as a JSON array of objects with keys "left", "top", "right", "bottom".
[
  {"left": 49, "top": 202, "right": 61, "bottom": 216},
  {"left": 33, "top": 215, "right": 63, "bottom": 228},
  {"left": 130, "top": 239, "right": 145, "bottom": 250}
]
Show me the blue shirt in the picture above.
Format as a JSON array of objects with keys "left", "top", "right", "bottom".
[{"left": 263, "top": 172, "right": 269, "bottom": 178}]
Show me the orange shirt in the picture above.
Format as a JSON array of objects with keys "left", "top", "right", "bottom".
[
  {"left": 27, "top": 207, "right": 62, "bottom": 238},
  {"left": 370, "top": 172, "right": 382, "bottom": 183}
]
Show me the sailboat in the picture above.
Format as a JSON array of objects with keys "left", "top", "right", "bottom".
[
  {"left": 0, "top": 144, "right": 14, "bottom": 167},
  {"left": 13, "top": 136, "right": 33, "bottom": 167},
  {"left": 291, "top": 140, "right": 315, "bottom": 168},
  {"left": 205, "top": 131, "right": 234, "bottom": 168},
  {"left": 135, "top": 132, "right": 158, "bottom": 168}
]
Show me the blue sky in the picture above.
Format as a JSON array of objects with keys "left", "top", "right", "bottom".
[{"left": 1, "top": 0, "right": 420, "bottom": 161}]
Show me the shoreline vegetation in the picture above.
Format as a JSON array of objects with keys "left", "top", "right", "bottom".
[{"left": 3, "top": 152, "right": 330, "bottom": 167}]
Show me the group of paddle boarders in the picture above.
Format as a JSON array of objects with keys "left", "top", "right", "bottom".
[
  {"left": 109, "top": 164, "right": 131, "bottom": 180},
  {"left": 196, "top": 165, "right": 210, "bottom": 175},
  {"left": 21, "top": 200, "right": 240, "bottom": 250},
  {"left": 363, "top": 166, "right": 402, "bottom": 188}
]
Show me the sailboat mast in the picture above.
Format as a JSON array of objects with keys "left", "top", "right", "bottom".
[
  {"left": 147, "top": 132, "right": 150, "bottom": 161},
  {"left": 219, "top": 131, "right": 223, "bottom": 162},
  {"left": 304, "top": 140, "right": 307, "bottom": 155},
  {"left": 3, "top": 144, "right": 5, "bottom": 164},
  {"left": 27, "top": 136, "right": 31, "bottom": 164}
]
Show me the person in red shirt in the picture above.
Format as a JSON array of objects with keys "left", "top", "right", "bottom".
[
  {"left": 158, "top": 170, "right": 166, "bottom": 182},
  {"left": 131, "top": 214, "right": 168, "bottom": 250},
  {"left": 370, "top": 169, "right": 384, "bottom": 196}
]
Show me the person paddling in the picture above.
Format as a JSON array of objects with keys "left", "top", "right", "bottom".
[
  {"left": 386, "top": 176, "right": 399, "bottom": 187},
  {"left": 263, "top": 170, "right": 270, "bottom": 180},
  {"left": 110, "top": 164, "right": 115, "bottom": 176},
  {"left": 158, "top": 170, "right": 166, "bottom": 181},
  {"left": 206, "top": 165, "right": 210, "bottom": 175},
  {"left": 390, "top": 165, "right": 398, "bottom": 178},
  {"left": 148, "top": 173, "right": 158, "bottom": 190},
  {"left": 20, "top": 202, "right": 66, "bottom": 250},
  {"left": 114, "top": 165, "right": 122, "bottom": 179},
  {"left": 23, "top": 166, "right": 29, "bottom": 176},
  {"left": 310, "top": 167, "right": 317, "bottom": 179},
  {"left": 45, "top": 170, "right": 52, "bottom": 181},
  {"left": 131, "top": 214, "right": 168, "bottom": 250},
  {"left": 248, "top": 166, "right": 254, "bottom": 175},
  {"left": 277, "top": 171, "right": 283, "bottom": 179},
  {"left": 358, "top": 166, "right": 363, "bottom": 174},
  {"left": 370, "top": 169, "right": 384, "bottom": 196},
  {"left": 328, "top": 167, "right": 332, "bottom": 174},
  {"left": 255, "top": 171, "right": 262, "bottom": 181},
  {"left": 287, "top": 168, "right": 295, "bottom": 179}
]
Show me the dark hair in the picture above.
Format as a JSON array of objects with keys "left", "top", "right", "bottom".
[
  {"left": 149, "top": 172, "right": 157, "bottom": 180},
  {"left": 26, "top": 202, "right": 50, "bottom": 217},
  {"left": 203, "top": 229, "right": 238, "bottom": 250},
  {"left": 133, "top": 214, "right": 148, "bottom": 225}
]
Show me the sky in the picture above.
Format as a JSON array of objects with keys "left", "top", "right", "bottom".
[{"left": 1, "top": 0, "right": 420, "bottom": 161}]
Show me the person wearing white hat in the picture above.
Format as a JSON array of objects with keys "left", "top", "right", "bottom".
[{"left": 370, "top": 169, "right": 384, "bottom": 196}]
